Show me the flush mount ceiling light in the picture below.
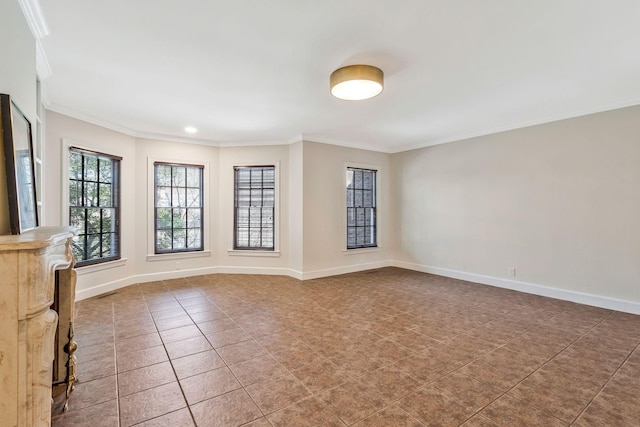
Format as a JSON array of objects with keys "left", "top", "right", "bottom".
[
  {"left": 330, "top": 64, "right": 384, "bottom": 101},
  {"left": 184, "top": 126, "right": 198, "bottom": 134}
]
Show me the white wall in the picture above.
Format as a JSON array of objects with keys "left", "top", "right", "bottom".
[
  {"left": 302, "top": 141, "right": 393, "bottom": 278},
  {"left": 134, "top": 138, "right": 219, "bottom": 279},
  {"left": 44, "top": 111, "right": 397, "bottom": 296},
  {"left": 0, "top": 1, "right": 36, "bottom": 122},
  {"left": 216, "top": 144, "right": 291, "bottom": 274},
  {"left": 44, "top": 111, "right": 137, "bottom": 295},
  {"left": 45, "top": 112, "right": 314, "bottom": 296},
  {"left": 44, "top": 105, "right": 640, "bottom": 313},
  {"left": 393, "top": 105, "right": 640, "bottom": 307},
  {"left": 288, "top": 141, "right": 304, "bottom": 276},
  {"left": 0, "top": 0, "right": 36, "bottom": 234}
]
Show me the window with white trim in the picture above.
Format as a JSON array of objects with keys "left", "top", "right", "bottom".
[
  {"left": 346, "top": 167, "right": 377, "bottom": 249},
  {"left": 234, "top": 166, "right": 275, "bottom": 250},
  {"left": 154, "top": 163, "right": 204, "bottom": 254},
  {"left": 68, "top": 147, "right": 121, "bottom": 266}
]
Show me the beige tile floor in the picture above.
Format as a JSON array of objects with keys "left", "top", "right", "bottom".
[{"left": 51, "top": 267, "right": 640, "bottom": 426}]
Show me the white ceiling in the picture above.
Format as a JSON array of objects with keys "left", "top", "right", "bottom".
[{"left": 39, "top": 0, "right": 640, "bottom": 153}]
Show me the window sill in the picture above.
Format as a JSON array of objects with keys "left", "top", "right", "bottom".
[
  {"left": 146, "top": 250, "right": 211, "bottom": 262},
  {"left": 76, "top": 258, "right": 128, "bottom": 275},
  {"left": 227, "top": 249, "right": 280, "bottom": 257},
  {"left": 342, "top": 247, "right": 380, "bottom": 255}
]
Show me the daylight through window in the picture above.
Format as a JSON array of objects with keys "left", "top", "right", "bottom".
[
  {"left": 346, "top": 167, "right": 377, "bottom": 249},
  {"left": 234, "top": 166, "right": 275, "bottom": 250},
  {"left": 69, "top": 148, "right": 121, "bottom": 266},
  {"left": 154, "top": 163, "right": 204, "bottom": 254}
]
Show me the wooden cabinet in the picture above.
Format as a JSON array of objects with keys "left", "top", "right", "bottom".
[{"left": 0, "top": 227, "right": 76, "bottom": 427}]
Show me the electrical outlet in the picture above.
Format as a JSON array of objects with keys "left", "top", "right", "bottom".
[
  {"left": 508, "top": 267, "right": 516, "bottom": 277},
  {"left": 176, "top": 261, "right": 182, "bottom": 270}
]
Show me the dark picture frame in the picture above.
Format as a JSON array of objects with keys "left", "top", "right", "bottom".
[{"left": 1, "top": 94, "right": 38, "bottom": 234}]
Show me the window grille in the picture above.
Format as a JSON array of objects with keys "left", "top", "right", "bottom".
[
  {"left": 154, "top": 163, "right": 204, "bottom": 253},
  {"left": 69, "top": 148, "right": 121, "bottom": 266},
  {"left": 234, "top": 166, "right": 275, "bottom": 250},
  {"left": 346, "top": 167, "right": 377, "bottom": 249}
]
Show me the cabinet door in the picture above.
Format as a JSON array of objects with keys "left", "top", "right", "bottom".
[{"left": 21, "top": 309, "right": 58, "bottom": 427}]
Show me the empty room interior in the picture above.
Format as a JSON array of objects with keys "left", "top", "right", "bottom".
[{"left": 1, "top": 1, "right": 640, "bottom": 426}]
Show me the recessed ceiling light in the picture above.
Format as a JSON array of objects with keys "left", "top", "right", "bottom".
[
  {"left": 330, "top": 64, "right": 384, "bottom": 101},
  {"left": 184, "top": 126, "right": 198, "bottom": 134}
]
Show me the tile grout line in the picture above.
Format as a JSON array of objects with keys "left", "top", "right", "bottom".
[
  {"left": 567, "top": 321, "right": 640, "bottom": 424},
  {"left": 196, "top": 293, "right": 269, "bottom": 424},
  {"left": 410, "top": 306, "right": 614, "bottom": 426},
  {"left": 111, "top": 300, "right": 121, "bottom": 427},
  {"left": 473, "top": 308, "right": 619, "bottom": 426},
  {"left": 201, "top": 294, "right": 355, "bottom": 425},
  {"left": 181, "top": 288, "right": 271, "bottom": 425},
  {"left": 63, "top": 272, "right": 640, "bottom": 427},
  {"left": 131, "top": 292, "right": 196, "bottom": 426},
  {"left": 167, "top": 288, "right": 211, "bottom": 426}
]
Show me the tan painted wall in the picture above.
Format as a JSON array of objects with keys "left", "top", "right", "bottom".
[
  {"left": 302, "top": 141, "right": 394, "bottom": 274},
  {"left": 288, "top": 141, "right": 304, "bottom": 274},
  {"left": 44, "top": 111, "right": 398, "bottom": 293},
  {"left": 44, "top": 111, "right": 137, "bottom": 290},
  {"left": 45, "top": 104, "right": 640, "bottom": 307},
  {"left": 0, "top": 0, "right": 36, "bottom": 235},
  {"left": 45, "top": 111, "right": 298, "bottom": 293},
  {"left": 216, "top": 144, "right": 291, "bottom": 270},
  {"left": 392, "top": 105, "right": 640, "bottom": 302},
  {"left": 134, "top": 138, "right": 220, "bottom": 276}
]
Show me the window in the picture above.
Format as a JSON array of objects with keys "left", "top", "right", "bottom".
[
  {"left": 68, "top": 148, "right": 121, "bottom": 266},
  {"left": 234, "top": 166, "right": 275, "bottom": 250},
  {"left": 154, "top": 163, "right": 204, "bottom": 254},
  {"left": 346, "top": 167, "right": 377, "bottom": 249}
]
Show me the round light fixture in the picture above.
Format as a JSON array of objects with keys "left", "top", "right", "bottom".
[
  {"left": 184, "top": 126, "right": 198, "bottom": 134},
  {"left": 330, "top": 64, "right": 384, "bottom": 101}
]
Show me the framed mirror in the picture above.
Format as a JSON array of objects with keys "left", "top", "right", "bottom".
[{"left": 1, "top": 94, "right": 38, "bottom": 234}]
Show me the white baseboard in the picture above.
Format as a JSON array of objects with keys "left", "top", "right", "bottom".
[
  {"left": 217, "top": 266, "right": 296, "bottom": 277},
  {"left": 133, "top": 266, "right": 221, "bottom": 284},
  {"left": 392, "top": 260, "right": 640, "bottom": 315},
  {"left": 75, "top": 261, "right": 391, "bottom": 300},
  {"left": 75, "top": 266, "right": 298, "bottom": 301},
  {"left": 75, "top": 266, "right": 220, "bottom": 301},
  {"left": 75, "top": 276, "right": 137, "bottom": 301},
  {"left": 288, "top": 269, "right": 304, "bottom": 280},
  {"left": 75, "top": 259, "right": 640, "bottom": 315},
  {"left": 301, "top": 260, "right": 393, "bottom": 280}
]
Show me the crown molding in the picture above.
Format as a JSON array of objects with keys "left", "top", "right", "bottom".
[
  {"left": 18, "top": 0, "right": 49, "bottom": 39},
  {"left": 287, "top": 134, "right": 304, "bottom": 145},
  {"left": 47, "top": 104, "right": 140, "bottom": 138},
  {"left": 46, "top": 105, "right": 400, "bottom": 154},
  {"left": 46, "top": 103, "right": 288, "bottom": 148},
  {"left": 35, "top": 40, "right": 52, "bottom": 80},
  {"left": 216, "top": 138, "right": 290, "bottom": 148},
  {"left": 392, "top": 97, "right": 640, "bottom": 154},
  {"left": 300, "top": 134, "right": 393, "bottom": 154},
  {"left": 39, "top": 80, "right": 50, "bottom": 108}
]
